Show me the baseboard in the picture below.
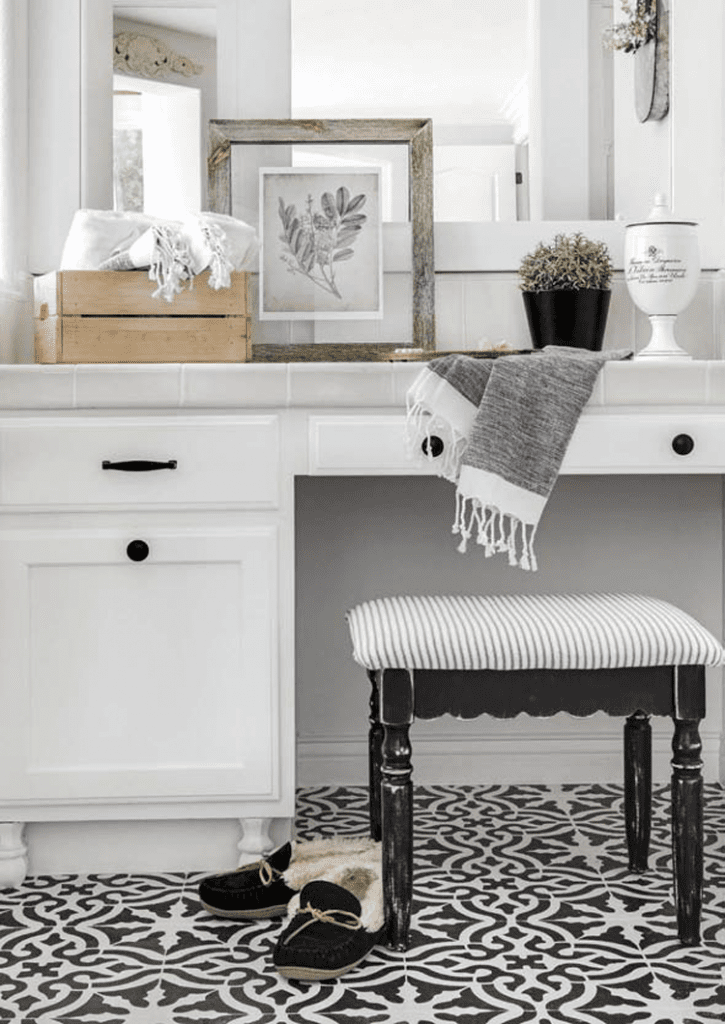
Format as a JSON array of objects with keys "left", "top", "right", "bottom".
[
  {"left": 297, "top": 729, "right": 723, "bottom": 786},
  {"left": 23, "top": 816, "right": 293, "bottom": 877}
]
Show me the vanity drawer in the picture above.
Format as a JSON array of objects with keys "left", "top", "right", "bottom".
[
  {"left": 309, "top": 415, "right": 434, "bottom": 474},
  {"left": 0, "top": 417, "right": 280, "bottom": 507},
  {"left": 309, "top": 413, "right": 725, "bottom": 476},
  {"left": 564, "top": 414, "right": 725, "bottom": 473}
]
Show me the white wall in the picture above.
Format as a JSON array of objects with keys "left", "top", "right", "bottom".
[{"left": 528, "top": 0, "right": 590, "bottom": 220}]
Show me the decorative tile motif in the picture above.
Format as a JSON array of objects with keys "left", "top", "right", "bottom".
[{"left": 0, "top": 784, "right": 723, "bottom": 1022}]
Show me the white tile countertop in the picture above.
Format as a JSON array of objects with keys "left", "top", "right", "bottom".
[{"left": 0, "top": 360, "right": 724, "bottom": 410}]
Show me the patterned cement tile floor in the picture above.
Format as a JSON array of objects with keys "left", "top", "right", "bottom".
[{"left": 0, "top": 784, "right": 723, "bottom": 1024}]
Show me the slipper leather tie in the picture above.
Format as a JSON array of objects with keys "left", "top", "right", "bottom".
[
  {"left": 283, "top": 901, "right": 363, "bottom": 944},
  {"left": 273, "top": 880, "right": 385, "bottom": 981}
]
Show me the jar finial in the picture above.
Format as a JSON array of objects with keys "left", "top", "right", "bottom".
[{"left": 648, "top": 193, "right": 670, "bottom": 220}]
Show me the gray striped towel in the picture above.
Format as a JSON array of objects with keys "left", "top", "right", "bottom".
[{"left": 406, "top": 347, "right": 631, "bottom": 571}]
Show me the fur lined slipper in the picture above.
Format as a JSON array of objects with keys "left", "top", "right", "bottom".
[
  {"left": 273, "top": 842, "right": 384, "bottom": 980},
  {"left": 198, "top": 836, "right": 379, "bottom": 921}
]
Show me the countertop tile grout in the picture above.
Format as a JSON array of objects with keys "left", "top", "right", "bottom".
[{"left": 0, "top": 360, "right": 720, "bottom": 410}]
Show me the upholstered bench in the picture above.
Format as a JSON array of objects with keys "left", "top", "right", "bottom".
[{"left": 346, "top": 592, "right": 725, "bottom": 950}]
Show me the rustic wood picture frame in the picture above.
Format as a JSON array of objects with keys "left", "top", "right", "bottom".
[{"left": 207, "top": 119, "right": 434, "bottom": 362}]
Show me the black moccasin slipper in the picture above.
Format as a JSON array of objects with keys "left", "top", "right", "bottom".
[
  {"left": 199, "top": 836, "right": 381, "bottom": 921},
  {"left": 273, "top": 876, "right": 385, "bottom": 981},
  {"left": 199, "top": 842, "right": 296, "bottom": 919}
]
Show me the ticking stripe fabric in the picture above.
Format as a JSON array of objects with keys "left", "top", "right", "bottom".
[{"left": 346, "top": 593, "right": 725, "bottom": 672}]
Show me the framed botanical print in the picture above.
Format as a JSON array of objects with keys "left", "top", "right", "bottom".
[
  {"left": 259, "top": 167, "right": 383, "bottom": 320},
  {"left": 207, "top": 118, "right": 434, "bottom": 360}
]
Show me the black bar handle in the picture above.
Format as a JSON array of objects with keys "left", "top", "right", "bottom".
[{"left": 102, "top": 459, "right": 178, "bottom": 472}]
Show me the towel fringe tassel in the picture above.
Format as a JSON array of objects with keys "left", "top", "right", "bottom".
[
  {"left": 200, "top": 219, "right": 234, "bottom": 290},
  {"left": 147, "top": 225, "right": 195, "bottom": 302},
  {"left": 452, "top": 498, "right": 538, "bottom": 570},
  {"left": 405, "top": 372, "right": 541, "bottom": 571}
]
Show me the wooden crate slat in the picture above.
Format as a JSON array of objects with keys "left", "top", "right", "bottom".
[
  {"left": 37, "top": 316, "right": 249, "bottom": 364},
  {"left": 34, "top": 316, "right": 62, "bottom": 363},
  {"left": 33, "top": 271, "right": 251, "bottom": 364},
  {"left": 54, "top": 270, "right": 248, "bottom": 316}
]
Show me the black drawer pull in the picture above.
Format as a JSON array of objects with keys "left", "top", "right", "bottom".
[
  {"left": 102, "top": 459, "right": 178, "bottom": 472},
  {"left": 671, "top": 434, "right": 695, "bottom": 457},
  {"left": 421, "top": 435, "right": 444, "bottom": 458},
  {"left": 126, "top": 540, "right": 150, "bottom": 562}
]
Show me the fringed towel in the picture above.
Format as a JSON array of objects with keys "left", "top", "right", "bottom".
[
  {"left": 406, "top": 347, "right": 631, "bottom": 571},
  {"left": 60, "top": 209, "right": 259, "bottom": 302}
]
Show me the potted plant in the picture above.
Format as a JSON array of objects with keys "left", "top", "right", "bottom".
[{"left": 518, "top": 232, "right": 614, "bottom": 351}]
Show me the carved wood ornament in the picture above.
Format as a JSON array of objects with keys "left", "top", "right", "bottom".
[{"left": 113, "top": 32, "right": 203, "bottom": 80}]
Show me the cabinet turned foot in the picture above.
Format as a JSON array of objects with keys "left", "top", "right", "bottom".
[
  {"left": 0, "top": 823, "right": 27, "bottom": 887},
  {"left": 237, "top": 817, "right": 273, "bottom": 865}
]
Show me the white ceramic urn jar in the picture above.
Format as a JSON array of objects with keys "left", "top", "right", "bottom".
[{"left": 624, "top": 194, "right": 699, "bottom": 360}]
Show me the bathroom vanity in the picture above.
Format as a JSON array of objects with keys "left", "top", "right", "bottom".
[{"left": 0, "top": 358, "right": 724, "bottom": 884}]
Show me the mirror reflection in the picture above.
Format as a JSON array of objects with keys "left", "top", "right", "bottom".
[
  {"left": 111, "top": 1, "right": 614, "bottom": 223},
  {"left": 113, "top": 4, "right": 216, "bottom": 217}
]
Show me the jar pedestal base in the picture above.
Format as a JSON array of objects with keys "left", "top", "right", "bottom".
[{"left": 635, "top": 315, "right": 691, "bottom": 360}]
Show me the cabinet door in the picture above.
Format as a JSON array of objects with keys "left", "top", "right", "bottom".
[{"left": 0, "top": 525, "right": 278, "bottom": 805}]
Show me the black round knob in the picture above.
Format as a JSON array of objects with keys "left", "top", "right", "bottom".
[
  {"left": 126, "top": 539, "right": 150, "bottom": 562},
  {"left": 672, "top": 433, "right": 695, "bottom": 456},
  {"left": 421, "top": 435, "right": 444, "bottom": 458}
]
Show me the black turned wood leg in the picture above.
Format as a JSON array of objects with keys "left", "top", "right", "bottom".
[
  {"left": 671, "top": 717, "right": 703, "bottom": 945},
  {"left": 670, "top": 665, "right": 706, "bottom": 946},
  {"left": 367, "top": 670, "right": 383, "bottom": 842},
  {"left": 381, "top": 722, "right": 413, "bottom": 950},
  {"left": 624, "top": 710, "right": 652, "bottom": 873},
  {"left": 379, "top": 668, "right": 415, "bottom": 951}
]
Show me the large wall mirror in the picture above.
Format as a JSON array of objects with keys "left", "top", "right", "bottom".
[
  {"left": 56, "top": 0, "right": 717, "bottom": 277},
  {"left": 111, "top": 0, "right": 612, "bottom": 227}
]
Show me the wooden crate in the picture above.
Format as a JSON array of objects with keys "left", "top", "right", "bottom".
[{"left": 34, "top": 270, "right": 250, "bottom": 363}]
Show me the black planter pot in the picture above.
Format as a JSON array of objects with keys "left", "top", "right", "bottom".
[{"left": 522, "top": 289, "right": 611, "bottom": 351}]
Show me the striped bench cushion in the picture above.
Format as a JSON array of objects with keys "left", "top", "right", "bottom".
[{"left": 346, "top": 593, "right": 725, "bottom": 672}]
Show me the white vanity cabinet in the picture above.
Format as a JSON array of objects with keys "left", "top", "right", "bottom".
[{"left": 0, "top": 413, "right": 294, "bottom": 884}]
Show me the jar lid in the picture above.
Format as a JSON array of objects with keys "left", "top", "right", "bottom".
[{"left": 626, "top": 192, "right": 697, "bottom": 228}]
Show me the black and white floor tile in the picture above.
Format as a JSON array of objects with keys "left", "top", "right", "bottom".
[{"left": 0, "top": 783, "right": 723, "bottom": 1023}]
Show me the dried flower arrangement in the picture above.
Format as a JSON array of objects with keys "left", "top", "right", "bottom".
[
  {"left": 518, "top": 233, "right": 614, "bottom": 293},
  {"left": 603, "top": 0, "right": 657, "bottom": 53}
]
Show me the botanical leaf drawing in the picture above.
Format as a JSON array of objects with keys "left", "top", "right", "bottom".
[{"left": 277, "top": 185, "right": 367, "bottom": 299}]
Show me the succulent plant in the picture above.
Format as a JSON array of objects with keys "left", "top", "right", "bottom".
[{"left": 518, "top": 232, "right": 614, "bottom": 293}]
